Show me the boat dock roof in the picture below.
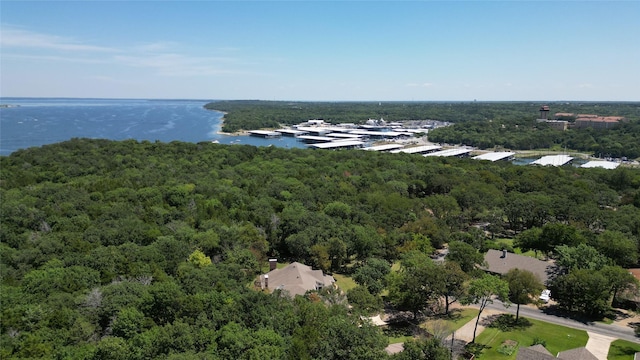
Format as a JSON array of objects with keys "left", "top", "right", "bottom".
[
  {"left": 390, "top": 145, "right": 442, "bottom": 154},
  {"left": 248, "top": 130, "right": 281, "bottom": 137},
  {"left": 472, "top": 151, "right": 516, "bottom": 162},
  {"left": 309, "top": 140, "right": 365, "bottom": 149},
  {"left": 326, "top": 133, "right": 366, "bottom": 139},
  {"left": 296, "top": 135, "right": 336, "bottom": 143},
  {"left": 276, "top": 129, "right": 307, "bottom": 136},
  {"left": 581, "top": 160, "right": 620, "bottom": 169},
  {"left": 362, "top": 144, "right": 405, "bottom": 152},
  {"left": 348, "top": 130, "right": 407, "bottom": 137},
  {"left": 531, "top": 155, "right": 573, "bottom": 166},
  {"left": 423, "top": 148, "right": 473, "bottom": 157}
]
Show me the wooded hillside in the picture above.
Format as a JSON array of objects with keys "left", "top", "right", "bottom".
[{"left": 1, "top": 139, "right": 639, "bottom": 358}]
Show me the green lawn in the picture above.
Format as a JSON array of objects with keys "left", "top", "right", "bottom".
[
  {"left": 421, "top": 308, "right": 478, "bottom": 333},
  {"left": 333, "top": 273, "right": 358, "bottom": 293},
  {"left": 475, "top": 317, "right": 588, "bottom": 360},
  {"left": 388, "top": 335, "right": 414, "bottom": 344},
  {"left": 608, "top": 339, "right": 640, "bottom": 360}
]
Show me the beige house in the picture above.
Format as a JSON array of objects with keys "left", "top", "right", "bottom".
[{"left": 259, "top": 262, "right": 335, "bottom": 297}]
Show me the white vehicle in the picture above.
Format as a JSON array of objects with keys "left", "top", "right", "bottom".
[{"left": 539, "top": 289, "right": 551, "bottom": 303}]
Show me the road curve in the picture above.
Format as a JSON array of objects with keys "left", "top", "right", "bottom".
[{"left": 475, "top": 300, "right": 640, "bottom": 343}]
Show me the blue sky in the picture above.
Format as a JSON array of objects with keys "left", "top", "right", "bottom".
[{"left": 1, "top": 1, "right": 638, "bottom": 101}]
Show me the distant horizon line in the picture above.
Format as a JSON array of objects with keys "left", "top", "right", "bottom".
[{"left": 2, "top": 96, "right": 640, "bottom": 104}]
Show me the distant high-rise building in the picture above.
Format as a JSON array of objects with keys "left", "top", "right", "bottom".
[{"left": 539, "top": 105, "right": 550, "bottom": 120}]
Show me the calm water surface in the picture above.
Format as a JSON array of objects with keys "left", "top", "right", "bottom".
[{"left": 0, "top": 98, "right": 306, "bottom": 155}]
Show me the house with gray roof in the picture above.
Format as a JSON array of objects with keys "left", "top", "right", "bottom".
[
  {"left": 259, "top": 262, "right": 335, "bottom": 297},
  {"left": 516, "top": 344, "right": 554, "bottom": 360},
  {"left": 482, "top": 249, "right": 557, "bottom": 285},
  {"left": 516, "top": 345, "right": 598, "bottom": 360}
]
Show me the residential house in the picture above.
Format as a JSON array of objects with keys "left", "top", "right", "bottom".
[
  {"left": 516, "top": 345, "right": 598, "bottom": 360},
  {"left": 482, "top": 249, "right": 557, "bottom": 285},
  {"left": 259, "top": 262, "right": 335, "bottom": 297}
]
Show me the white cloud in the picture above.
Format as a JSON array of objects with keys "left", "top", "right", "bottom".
[
  {"left": 1, "top": 26, "right": 249, "bottom": 78},
  {"left": 1, "top": 53, "right": 106, "bottom": 64},
  {"left": 406, "top": 82, "right": 434, "bottom": 87},
  {"left": 112, "top": 53, "right": 241, "bottom": 76},
  {"left": 0, "top": 26, "right": 118, "bottom": 52},
  {"left": 578, "top": 83, "right": 595, "bottom": 89}
]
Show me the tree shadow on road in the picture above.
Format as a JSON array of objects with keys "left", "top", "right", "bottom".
[{"left": 540, "top": 304, "right": 599, "bottom": 325}]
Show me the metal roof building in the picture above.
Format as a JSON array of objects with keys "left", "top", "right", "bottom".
[
  {"left": 347, "top": 130, "right": 407, "bottom": 138},
  {"left": 473, "top": 152, "right": 516, "bottom": 162},
  {"left": 581, "top": 160, "right": 620, "bottom": 169},
  {"left": 296, "top": 135, "right": 336, "bottom": 143},
  {"left": 390, "top": 145, "right": 442, "bottom": 154},
  {"left": 531, "top": 155, "right": 573, "bottom": 166},
  {"left": 362, "top": 144, "right": 405, "bottom": 152},
  {"left": 326, "top": 133, "right": 366, "bottom": 139},
  {"left": 275, "top": 129, "right": 307, "bottom": 136},
  {"left": 248, "top": 130, "right": 281, "bottom": 138},
  {"left": 423, "top": 148, "right": 473, "bottom": 158},
  {"left": 309, "top": 140, "right": 365, "bottom": 149}
]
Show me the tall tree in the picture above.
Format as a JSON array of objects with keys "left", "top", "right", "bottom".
[
  {"left": 555, "top": 244, "right": 611, "bottom": 272},
  {"left": 461, "top": 274, "right": 510, "bottom": 343},
  {"left": 387, "top": 251, "right": 441, "bottom": 319},
  {"left": 440, "top": 261, "right": 468, "bottom": 316},
  {"left": 505, "top": 269, "right": 544, "bottom": 321},
  {"left": 601, "top": 265, "right": 639, "bottom": 306},
  {"left": 392, "top": 337, "right": 451, "bottom": 360},
  {"left": 446, "top": 241, "right": 484, "bottom": 274},
  {"left": 352, "top": 258, "right": 390, "bottom": 296},
  {"left": 548, "top": 269, "right": 611, "bottom": 317},
  {"left": 595, "top": 230, "right": 639, "bottom": 268}
]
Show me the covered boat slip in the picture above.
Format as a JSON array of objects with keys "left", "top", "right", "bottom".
[
  {"left": 423, "top": 148, "right": 473, "bottom": 158},
  {"left": 362, "top": 144, "right": 405, "bottom": 152},
  {"left": 531, "top": 154, "right": 573, "bottom": 166},
  {"left": 581, "top": 160, "right": 620, "bottom": 169},
  {"left": 308, "top": 140, "right": 365, "bottom": 149},
  {"left": 275, "top": 129, "right": 308, "bottom": 136},
  {"left": 347, "top": 130, "right": 410, "bottom": 138},
  {"left": 324, "top": 133, "right": 366, "bottom": 139},
  {"left": 390, "top": 145, "right": 442, "bottom": 154},
  {"left": 472, "top": 151, "right": 516, "bottom": 162},
  {"left": 296, "top": 135, "right": 337, "bottom": 143},
  {"left": 248, "top": 130, "right": 281, "bottom": 138}
]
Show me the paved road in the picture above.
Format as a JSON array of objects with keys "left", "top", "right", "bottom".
[{"left": 478, "top": 300, "right": 639, "bottom": 343}]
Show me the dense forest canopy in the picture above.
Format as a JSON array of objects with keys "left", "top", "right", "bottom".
[
  {"left": 1, "top": 139, "right": 640, "bottom": 358},
  {"left": 205, "top": 101, "right": 640, "bottom": 158}
]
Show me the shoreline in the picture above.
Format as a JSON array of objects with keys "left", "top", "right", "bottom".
[{"left": 206, "top": 109, "right": 250, "bottom": 136}]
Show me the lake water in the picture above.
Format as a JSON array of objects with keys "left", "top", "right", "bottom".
[{"left": 0, "top": 98, "right": 306, "bottom": 156}]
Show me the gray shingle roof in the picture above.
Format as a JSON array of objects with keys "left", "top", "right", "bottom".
[
  {"left": 557, "top": 347, "right": 598, "bottom": 360},
  {"left": 483, "top": 249, "right": 557, "bottom": 284},
  {"left": 516, "top": 345, "right": 555, "bottom": 360},
  {"left": 262, "top": 262, "right": 335, "bottom": 297}
]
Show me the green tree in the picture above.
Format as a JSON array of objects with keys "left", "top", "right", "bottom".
[
  {"left": 505, "top": 269, "right": 544, "bottom": 321},
  {"left": 601, "top": 265, "right": 639, "bottom": 306},
  {"left": 441, "top": 261, "right": 468, "bottom": 316},
  {"left": 595, "top": 230, "right": 639, "bottom": 268},
  {"left": 187, "top": 249, "right": 212, "bottom": 268},
  {"left": 392, "top": 337, "right": 451, "bottom": 360},
  {"left": 347, "top": 286, "right": 383, "bottom": 315},
  {"left": 446, "top": 241, "right": 484, "bottom": 274},
  {"left": 387, "top": 251, "right": 441, "bottom": 319},
  {"left": 111, "top": 307, "right": 145, "bottom": 339},
  {"left": 461, "top": 274, "right": 510, "bottom": 343},
  {"left": 548, "top": 269, "right": 611, "bottom": 317},
  {"left": 555, "top": 243, "right": 611, "bottom": 272},
  {"left": 513, "top": 227, "right": 543, "bottom": 257},
  {"left": 352, "top": 258, "right": 390, "bottom": 295}
]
